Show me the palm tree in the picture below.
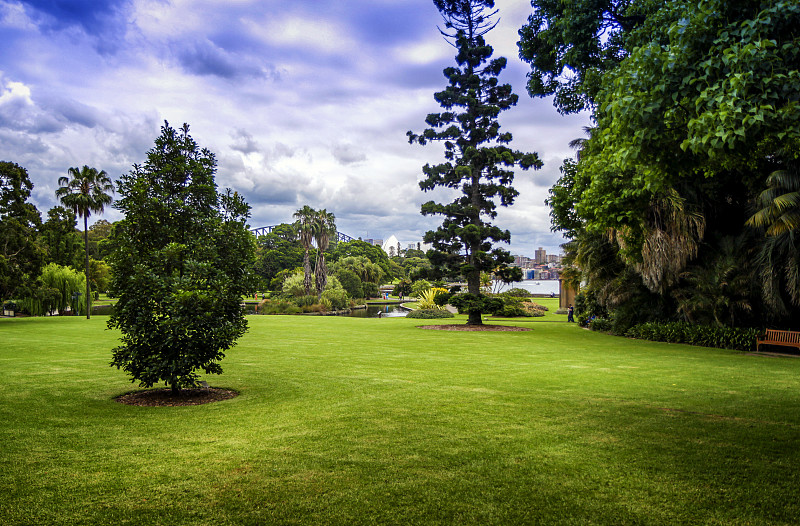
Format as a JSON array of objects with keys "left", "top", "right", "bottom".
[
  {"left": 312, "top": 209, "right": 336, "bottom": 299},
  {"left": 293, "top": 205, "right": 316, "bottom": 296},
  {"left": 55, "top": 165, "right": 114, "bottom": 319},
  {"left": 747, "top": 159, "right": 800, "bottom": 310},
  {"left": 672, "top": 236, "right": 754, "bottom": 327}
]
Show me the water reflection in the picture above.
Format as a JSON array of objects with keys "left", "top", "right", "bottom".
[{"left": 347, "top": 304, "right": 408, "bottom": 318}]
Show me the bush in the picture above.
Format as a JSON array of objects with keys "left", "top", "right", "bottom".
[
  {"left": 258, "top": 298, "right": 301, "bottom": 315},
  {"left": 589, "top": 317, "right": 612, "bottom": 332},
  {"left": 294, "top": 295, "right": 318, "bottom": 307},
  {"left": 321, "top": 288, "right": 349, "bottom": 311},
  {"left": 625, "top": 322, "right": 761, "bottom": 352},
  {"left": 490, "top": 296, "right": 546, "bottom": 317},
  {"left": 406, "top": 309, "right": 455, "bottom": 319},
  {"left": 449, "top": 293, "right": 504, "bottom": 316},
  {"left": 504, "top": 287, "right": 533, "bottom": 298}
]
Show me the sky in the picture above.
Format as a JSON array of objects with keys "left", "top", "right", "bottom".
[{"left": 0, "top": 0, "right": 590, "bottom": 257}]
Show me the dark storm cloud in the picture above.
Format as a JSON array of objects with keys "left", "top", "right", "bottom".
[{"left": 20, "top": 0, "right": 131, "bottom": 53}]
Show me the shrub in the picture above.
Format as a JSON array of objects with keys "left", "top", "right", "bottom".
[
  {"left": 504, "top": 287, "right": 533, "bottom": 298},
  {"left": 258, "top": 298, "right": 301, "bottom": 315},
  {"left": 625, "top": 322, "right": 761, "bottom": 352},
  {"left": 321, "top": 288, "right": 349, "bottom": 311},
  {"left": 589, "top": 317, "right": 612, "bottom": 332},
  {"left": 450, "top": 293, "right": 504, "bottom": 316},
  {"left": 406, "top": 309, "right": 455, "bottom": 319}
]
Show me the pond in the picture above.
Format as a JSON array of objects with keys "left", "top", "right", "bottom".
[{"left": 346, "top": 304, "right": 408, "bottom": 318}]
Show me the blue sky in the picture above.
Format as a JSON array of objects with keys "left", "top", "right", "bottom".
[{"left": 0, "top": 0, "right": 589, "bottom": 256}]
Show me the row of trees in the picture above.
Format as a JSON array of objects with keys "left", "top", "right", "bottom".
[
  {"left": 1, "top": 161, "right": 114, "bottom": 317},
  {"left": 518, "top": 0, "right": 800, "bottom": 330}
]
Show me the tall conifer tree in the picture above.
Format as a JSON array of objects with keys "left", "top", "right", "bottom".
[{"left": 408, "top": 0, "right": 542, "bottom": 324}]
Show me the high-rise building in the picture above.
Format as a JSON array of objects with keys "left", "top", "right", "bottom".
[{"left": 535, "top": 247, "right": 547, "bottom": 264}]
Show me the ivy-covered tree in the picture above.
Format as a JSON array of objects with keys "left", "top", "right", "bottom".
[
  {"left": 0, "top": 161, "right": 44, "bottom": 304},
  {"left": 408, "top": 0, "right": 541, "bottom": 325},
  {"left": 108, "top": 122, "right": 256, "bottom": 393}
]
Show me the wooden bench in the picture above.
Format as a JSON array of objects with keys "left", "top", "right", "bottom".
[{"left": 756, "top": 329, "right": 800, "bottom": 352}]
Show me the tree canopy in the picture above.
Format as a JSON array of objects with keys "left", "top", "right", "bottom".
[
  {"left": 530, "top": 0, "right": 800, "bottom": 328},
  {"left": 108, "top": 122, "right": 256, "bottom": 392},
  {"left": 0, "top": 161, "right": 44, "bottom": 304}
]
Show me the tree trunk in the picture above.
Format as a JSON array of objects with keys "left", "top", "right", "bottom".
[
  {"left": 303, "top": 249, "right": 312, "bottom": 296},
  {"left": 84, "top": 215, "right": 91, "bottom": 319}
]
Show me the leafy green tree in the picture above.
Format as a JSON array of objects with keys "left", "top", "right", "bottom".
[
  {"left": 56, "top": 165, "right": 114, "bottom": 319},
  {"left": 518, "top": 0, "right": 655, "bottom": 114},
  {"left": 253, "top": 223, "right": 304, "bottom": 289},
  {"left": 87, "top": 219, "right": 114, "bottom": 260},
  {"left": 0, "top": 161, "right": 44, "bottom": 304},
  {"left": 334, "top": 268, "right": 363, "bottom": 300},
  {"left": 108, "top": 122, "right": 256, "bottom": 393},
  {"left": 21, "top": 263, "right": 86, "bottom": 316},
  {"left": 39, "top": 206, "right": 84, "bottom": 269},
  {"left": 537, "top": 0, "right": 800, "bottom": 325},
  {"left": 408, "top": 0, "right": 542, "bottom": 324},
  {"left": 330, "top": 240, "right": 393, "bottom": 279}
]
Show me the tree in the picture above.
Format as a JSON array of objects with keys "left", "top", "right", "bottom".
[
  {"left": 293, "top": 206, "right": 316, "bottom": 296},
  {"left": 56, "top": 165, "right": 114, "bottom": 319},
  {"left": 108, "top": 122, "right": 256, "bottom": 393},
  {"left": 408, "top": 0, "right": 542, "bottom": 324},
  {"left": 748, "top": 157, "right": 800, "bottom": 312},
  {"left": 517, "top": 0, "right": 656, "bottom": 114},
  {"left": 0, "top": 161, "right": 44, "bottom": 304},
  {"left": 330, "top": 240, "right": 393, "bottom": 279},
  {"left": 312, "top": 209, "right": 336, "bottom": 299},
  {"left": 39, "top": 206, "right": 84, "bottom": 269},
  {"left": 86, "top": 219, "right": 114, "bottom": 260},
  {"left": 535, "top": 0, "right": 800, "bottom": 326},
  {"left": 253, "top": 223, "right": 304, "bottom": 289}
]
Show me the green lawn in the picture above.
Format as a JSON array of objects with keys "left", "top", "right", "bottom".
[{"left": 2, "top": 310, "right": 799, "bottom": 525}]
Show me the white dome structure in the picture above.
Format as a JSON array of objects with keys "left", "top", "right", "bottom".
[{"left": 381, "top": 235, "right": 401, "bottom": 256}]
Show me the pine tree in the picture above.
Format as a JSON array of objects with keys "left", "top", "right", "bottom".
[{"left": 408, "top": 0, "right": 542, "bottom": 324}]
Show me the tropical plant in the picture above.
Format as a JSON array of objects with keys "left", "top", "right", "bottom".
[
  {"left": 55, "top": 165, "right": 114, "bottom": 319},
  {"left": 748, "top": 158, "right": 800, "bottom": 310},
  {"left": 672, "top": 237, "right": 754, "bottom": 328},
  {"left": 293, "top": 206, "right": 316, "bottom": 296},
  {"left": 312, "top": 209, "right": 336, "bottom": 299},
  {"left": 417, "top": 288, "right": 446, "bottom": 310}
]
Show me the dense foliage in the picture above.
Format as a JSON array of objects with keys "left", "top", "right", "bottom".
[
  {"left": 522, "top": 0, "right": 800, "bottom": 330},
  {"left": 108, "top": 122, "right": 256, "bottom": 392},
  {"left": 405, "top": 308, "right": 455, "bottom": 319},
  {"left": 0, "top": 161, "right": 44, "bottom": 304},
  {"left": 409, "top": 0, "right": 541, "bottom": 325}
]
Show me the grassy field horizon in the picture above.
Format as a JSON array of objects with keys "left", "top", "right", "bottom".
[{"left": 2, "top": 308, "right": 799, "bottom": 524}]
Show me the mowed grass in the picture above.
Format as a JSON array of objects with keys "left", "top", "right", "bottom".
[{"left": 2, "top": 305, "right": 799, "bottom": 525}]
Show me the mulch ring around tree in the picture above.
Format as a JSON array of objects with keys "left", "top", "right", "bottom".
[
  {"left": 417, "top": 324, "right": 531, "bottom": 332},
  {"left": 115, "top": 387, "right": 239, "bottom": 407}
]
